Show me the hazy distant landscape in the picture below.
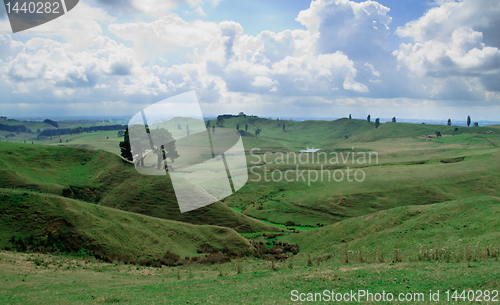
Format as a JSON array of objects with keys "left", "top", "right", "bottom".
[{"left": 1, "top": 114, "right": 500, "bottom": 303}]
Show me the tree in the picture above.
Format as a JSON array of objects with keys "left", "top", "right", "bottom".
[
  {"left": 375, "top": 118, "right": 380, "bottom": 128},
  {"left": 467, "top": 115, "right": 471, "bottom": 127},
  {"left": 349, "top": 114, "right": 352, "bottom": 119},
  {"left": 119, "top": 127, "right": 133, "bottom": 161},
  {"left": 212, "top": 125, "right": 215, "bottom": 134},
  {"left": 150, "top": 128, "right": 179, "bottom": 170},
  {"left": 367, "top": 115, "right": 371, "bottom": 122},
  {"left": 283, "top": 122, "right": 285, "bottom": 131},
  {"left": 206, "top": 120, "right": 211, "bottom": 128},
  {"left": 473, "top": 122, "right": 479, "bottom": 127},
  {"left": 164, "top": 139, "right": 180, "bottom": 171},
  {"left": 392, "top": 117, "right": 396, "bottom": 123},
  {"left": 128, "top": 125, "right": 150, "bottom": 167},
  {"left": 186, "top": 124, "right": 190, "bottom": 136},
  {"left": 435, "top": 131, "right": 442, "bottom": 138},
  {"left": 255, "top": 128, "right": 261, "bottom": 136},
  {"left": 454, "top": 127, "right": 459, "bottom": 135},
  {"left": 217, "top": 117, "right": 224, "bottom": 127},
  {"left": 447, "top": 119, "right": 451, "bottom": 126},
  {"left": 177, "top": 123, "right": 182, "bottom": 130},
  {"left": 236, "top": 123, "right": 240, "bottom": 130},
  {"left": 245, "top": 124, "right": 248, "bottom": 132},
  {"left": 59, "top": 139, "right": 62, "bottom": 143}
]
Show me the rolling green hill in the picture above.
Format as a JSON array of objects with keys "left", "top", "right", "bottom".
[
  {"left": 0, "top": 189, "right": 252, "bottom": 260},
  {"left": 0, "top": 142, "right": 277, "bottom": 233},
  {"left": 221, "top": 117, "right": 498, "bottom": 152},
  {"left": 281, "top": 196, "right": 500, "bottom": 260}
]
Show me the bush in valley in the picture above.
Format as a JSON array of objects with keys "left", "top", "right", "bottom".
[
  {"left": 62, "top": 186, "right": 101, "bottom": 203},
  {"left": 251, "top": 240, "right": 299, "bottom": 261},
  {"left": 196, "top": 242, "right": 220, "bottom": 254}
]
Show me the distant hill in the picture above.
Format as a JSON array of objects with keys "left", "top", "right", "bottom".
[{"left": 218, "top": 117, "right": 498, "bottom": 152}]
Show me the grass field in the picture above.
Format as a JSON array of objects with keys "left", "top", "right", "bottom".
[
  {"left": 1, "top": 250, "right": 499, "bottom": 304},
  {"left": 1, "top": 117, "right": 500, "bottom": 303}
]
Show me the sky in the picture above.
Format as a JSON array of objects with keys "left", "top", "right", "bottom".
[{"left": 0, "top": 0, "right": 499, "bottom": 121}]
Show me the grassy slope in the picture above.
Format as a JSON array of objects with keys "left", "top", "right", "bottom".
[
  {"left": 0, "top": 142, "right": 277, "bottom": 233},
  {"left": 281, "top": 196, "right": 500, "bottom": 255},
  {"left": 0, "top": 189, "right": 252, "bottom": 259},
  {"left": 1, "top": 250, "right": 500, "bottom": 304}
]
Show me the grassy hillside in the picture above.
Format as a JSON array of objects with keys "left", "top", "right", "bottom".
[
  {"left": 1, "top": 246, "right": 500, "bottom": 304},
  {"left": 226, "top": 141, "right": 500, "bottom": 226},
  {"left": 281, "top": 196, "right": 500, "bottom": 258},
  {"left": 220, "top": 117, "right": 498, "bottom": 152},
  {"left": 0, "top": 189, "right": 252, "bottom": 260},
  {"left": 0, "top": 142, "right": 277, "bottom": 233}
]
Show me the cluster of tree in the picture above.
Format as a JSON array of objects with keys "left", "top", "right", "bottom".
[
  {"left": 39, "top": 125, "right": 126, "bottom": 137},
  {"left": 120, "top": 126, "right": 180, "bottom": 171},
  {"left": 44, "top": 119, "right": 59, "bottom": 128},
  {"left": 255, "top": 128, "right": 262, "bottom": 136},
  {"left": 365, "top": 115, "right": 396, "bottom": 126},
  {"left": 0, "top": 124, "right": 31, "bottom": 133}
]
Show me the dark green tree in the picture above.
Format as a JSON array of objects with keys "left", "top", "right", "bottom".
[
  {"left": 367, "top": 115, "right": 371, "bottom": 122},
  {"left": 128, "top": 125, "right": 150, "bottom": 166},
  {"left": 236, "top": 123, "right": 240, "bottom": 130},
  {"left": 435, "top": 131, "right": 442, "bottom": 138},
  {"left": 245, "top": 124, "right": 248, "bottom": 131},
  {"left": 217, "top": 117, "right": 224, "bottom": 127},
  {"left": 392, "top": 117, "right": 396, "bottom": 123},
  {"left": 119, "top": 127, "right": 133, "bottom": 161},
  {"left": 283, "top": 122, "right": 285, "bottom": 130},
  {"left": 164, "top": 140, "right": 180, "bottom": 171},
  {"left": 255, "top": 128, "right": 261, "bottom": 136},
  {"left": 375, "top": 118, "right": 380, "bottom": 128},
  {"left": 206, "top": 120, "right": 211, "bottom": 128},
  {"left": 447, "top": 119, "right": 451, "bottom": 126},
  {"left": 349, "top": 114, "right": 352, "bottom": 119},
  {"left": 467, "top": 115, "right": 471, "bottom": 127}
]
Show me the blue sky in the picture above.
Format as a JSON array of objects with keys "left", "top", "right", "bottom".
[{"left": 0, "top": 0, "right": 499, "bottom": 121}]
